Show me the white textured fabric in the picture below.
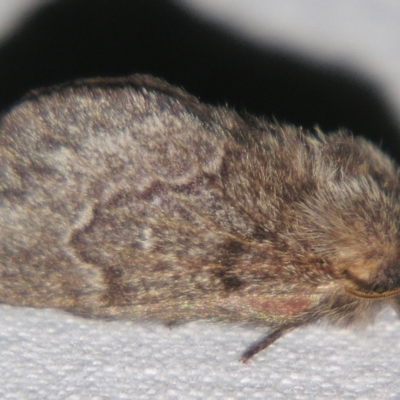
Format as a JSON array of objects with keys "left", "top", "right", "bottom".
[{"left": 0, "top": 306, "right": 399, "bottom": 399}]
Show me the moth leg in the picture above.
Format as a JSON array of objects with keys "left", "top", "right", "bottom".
[
  {"left": 165, "top": 320, "right": 184, "bottom": 329},
  {"left": 240, "top": 325, "right": 295, "bottom": 363}
]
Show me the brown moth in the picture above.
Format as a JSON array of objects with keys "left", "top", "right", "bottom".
[{"left": 1, "top": 74, "right": 400, "bottom": 362}]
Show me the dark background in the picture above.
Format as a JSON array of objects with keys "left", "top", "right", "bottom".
[{"left": 1, "top": 0, "right": 400, "bottom": 161}]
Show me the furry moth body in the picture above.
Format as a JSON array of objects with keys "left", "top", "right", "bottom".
[{"left": 1, "top": 74, "right": 400, "bottom": 361}]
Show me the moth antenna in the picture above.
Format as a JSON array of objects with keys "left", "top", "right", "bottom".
[{"left": 345, "top": 286, "right": 400, "bottom": 299}]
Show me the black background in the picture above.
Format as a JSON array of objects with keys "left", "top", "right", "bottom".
[{"left": 1, "top": 0, "right": 400, "bottom": 161}]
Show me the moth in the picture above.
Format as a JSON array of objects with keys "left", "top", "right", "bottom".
[{"left": 1, "top": 74, "right": 400, "bottom": 362}]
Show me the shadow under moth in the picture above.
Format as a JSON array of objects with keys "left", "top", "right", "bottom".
[{"left": 1, "top": 74, "right": 400, "bottom": 362}]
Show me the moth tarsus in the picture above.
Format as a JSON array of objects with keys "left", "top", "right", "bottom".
[
  {"left": 1, "top": 73, "right": 400, "bottom": 362},
  {"left": 240, "top": 325, "right": 295, "bottom": 363}
]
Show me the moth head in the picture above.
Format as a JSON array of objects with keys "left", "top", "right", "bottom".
[
  {"left": 298, "top": 177, "right": 400, "bottom": 299},
  {"left": 340, "top": 245, "right": 400, "bottom": 299}
]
